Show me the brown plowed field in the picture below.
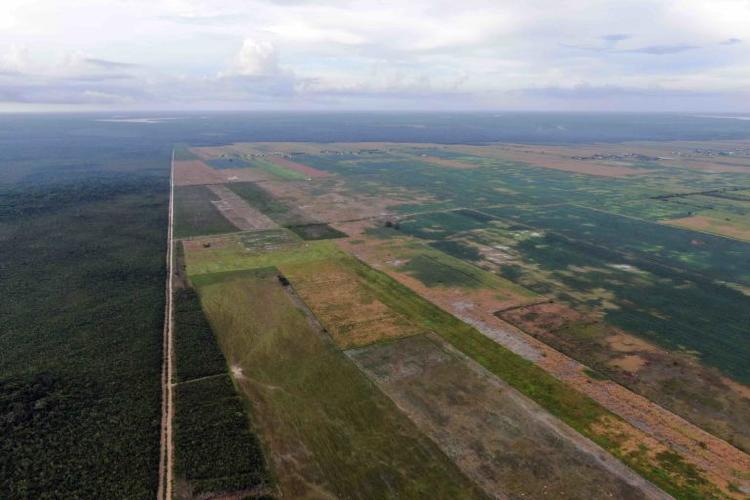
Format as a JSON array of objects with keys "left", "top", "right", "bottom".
[
  {"left": 663, "top": 214, "right": 750, "bottom": 241},
  {"left": 450, "top": 145, "right": 650, "bottom": 177},
  {"left": 173, "top": 160, "right": 225, "bottom": 186},
  {"left": 280, "top": 259, "right": 424, "bottom": 349},
  {"left": 266, "top": 156, "right": 330, "bottom": 177},
  {"left": 411, "top": 155, "right": 477, "bottom": 169}
]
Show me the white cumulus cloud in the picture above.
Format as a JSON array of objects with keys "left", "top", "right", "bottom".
[{"left": 231, "top": 38, "right": 279, "bottom": 76}]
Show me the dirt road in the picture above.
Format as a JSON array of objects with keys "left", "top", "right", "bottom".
[{"left": 158, "top": 150, "right": 176, "bottom": 500}]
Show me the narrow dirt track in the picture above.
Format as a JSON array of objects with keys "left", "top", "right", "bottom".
[{"left": 158, "top": 150, "right": 176, "bottom": 500}]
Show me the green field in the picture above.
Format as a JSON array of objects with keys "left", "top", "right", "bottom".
[
  {"left": 192, "top": 268, "right": 484, "bottom": 498},
  {"left": 251, "top": 158, "right": 308, "bottom": 180}
]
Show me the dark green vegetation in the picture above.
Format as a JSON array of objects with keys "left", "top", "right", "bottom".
[
  {"left": 397, "top": 210, "right": 487, "bottom": 239},
  {"left": 388, "top": 193, "right": 750, "bottom": 382},
  {"left": 226, "top": 182, "right": 305, "bottom": 226},
  {"left": 402, "top": 254, "right": 483, "bottom": 288},
  {"left": 286, "top": 223, "right": 346, "bottom": 240},
  {"left": 172, "top": 286, "right": 227, "bottom": 382},
  {"left": 470, "top": 206, "right": 750, "bottom": 383},
  {"left": 207, "top": 158, "right": 254, "bottom": 169},
  {"left": 173, "top": 375, "right": 270, "bottom": 498},
  {"left": 0, "top": 177, "right": 167, "bottom": 498},
  {"left": 485, "top": 204, "right": 750, "bottom": 286},
  {"left": 173, "top": 185, "right": 239, "bottom": 238}
]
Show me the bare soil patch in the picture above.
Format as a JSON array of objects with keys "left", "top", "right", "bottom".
[
  {"left": 412, "top": 155, "right": 477, "bottom": 169},
  {"left": 266, "top": 156, "right": 330, "bottom": 178},
  {"left": 220, "top": 168, "right": 272, "bottom": 183},
  {"left": 663, "top": 215, "right": 750, "bottom": 241},
  {"left": 609, "top": 354, "right": 648, "bottom": 373},
  {"left": 450, "top": 145, "right": 651, "bottom": 177},
  {"left": 494, "top": 301, "right": 750, "bottom": 493},
  {"left": 263, "top": 179, "right": 413, "bottom": 223},
  {"left": 608, "top": 333, "right": 659, "bottom": 354},
  {"left": 348, "top": 334, "right": 668, "bottom": 500},
  {"left": 174, "top": 160, "right": 225, "bottom": 186},
  {"left": 205, "top": 185, "right": 278, "bottom": 231}
]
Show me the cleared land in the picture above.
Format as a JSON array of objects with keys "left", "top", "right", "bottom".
[
  {"left": 663, "top": 214, "right": 750, "bottom": 241},
  {"left": 348, "top": 334, "right": 667, "bottom": 499},
  {"left": 173, "top": 159, "right": 225, "bottom": 186},
  {"left": 281, "top": 257, "right": 425, "bottom": 348},
  {"left": 205, "top": 184, "right": 278, "bottom": 231},
  {"left": 265, "top": 155, "right": 330, "bottom": 178}
]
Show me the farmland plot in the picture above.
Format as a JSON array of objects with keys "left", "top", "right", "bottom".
[
  {"left": 348, "top": 334, "right": 667, "bottom": 500},
  {"left": 192, "top": 269, "right": 485, "bottom": 499},
  {"left": 173, "top": 185, "right": 240, "bottom": 238}
]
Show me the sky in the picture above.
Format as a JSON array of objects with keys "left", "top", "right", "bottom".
[{"left": 1, "top": 0, "right": 749, "bottom": 112}]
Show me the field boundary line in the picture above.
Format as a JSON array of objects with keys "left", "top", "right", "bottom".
[
  {"left": 570, "top": 202, "right": 750, "bottom": 244},
  {"left": 174, "top": 372, "right": 226, "bottom": 386},
  {"left": 158, "top": 149, "right": 176, "bottom": 500}
]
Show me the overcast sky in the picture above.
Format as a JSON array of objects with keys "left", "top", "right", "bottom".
[{"left": 1, "top": 0, "right": 749, "bottom": 112}]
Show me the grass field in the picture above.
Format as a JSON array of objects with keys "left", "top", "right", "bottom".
[
  {"left": 252, "top": 158, "right": 309, "bottom": 180},
  {"left": 192, "top": 269, "right": 485, "bottom": 498}
]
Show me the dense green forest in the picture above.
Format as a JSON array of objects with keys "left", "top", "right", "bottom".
[{"left": 0, "top": 176, "right": 168, "bottom": 498}]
